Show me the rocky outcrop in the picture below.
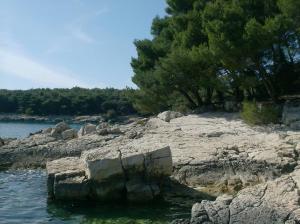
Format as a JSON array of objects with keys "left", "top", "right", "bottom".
[
  {"left": 182, "top": 166, "right": 300, "bottom": 224},
  {"left": 96, "top": 123, "right": 123, "bottom": 136},
  {"left": 78, "top": 124, "right": 97, "bottom": 136},
  {"left": 1, "top": 113, "right": 299, "bottom": 185},
  {"left": 1, "top": 112, "right": 300, "bottom": 219},
  {"left": 50, "top": 122, "right": 70, "bottom": 138},
  {"left": 158, "top": 111, "right": 183, "bottom": 122},
  {"left": 61, "top": 129, "right": 78, "bottom": 140},
  {"left": 47, "top": 146, "right": 172, "bottom": 202}
]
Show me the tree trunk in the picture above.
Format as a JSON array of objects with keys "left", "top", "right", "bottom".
[
  {"left": 179, "top": 89, "right": 197, "bottom": 109},
  {"left": 192, "top": 90, "right": 203, "bottom": 107},
  {"left": 255, "top": 60, "right": 278, "bottom": 102},
  {"left": 205, "top": 87, "right": 213, "bottom": 105}
]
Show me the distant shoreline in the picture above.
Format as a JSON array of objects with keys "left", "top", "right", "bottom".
[
  {"left": 0, "top": 113, "right": 102, "bottom": 124},
  {"left": 0, "top": 113, "right": 141, "bottom": 125}
]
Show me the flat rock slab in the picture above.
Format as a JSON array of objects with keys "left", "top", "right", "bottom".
[
  {"left": 81, "top": 145, "right": 172, "bottom": 182},
  {"left": 47, "top": 146, "right": 172, "bottom": 202}
]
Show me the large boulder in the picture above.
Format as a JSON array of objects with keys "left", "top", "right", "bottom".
[
  {"left": 157, "top": 111, "right": 183, "bottom": 122},
  {"left": 47, "top": 146, "right": 173, "bottom": 202},
  {"left": 61, "top": 129, "right": 78, "bottom": 140},
  {"left": 82, "top": 145, "right": 172, "bottom": 179},
  {"left": 81, "top": 149, "right": 124, "bottom": 182},
  {"left": 46, "top": 157, "right": 86, "bottom": 200},
  {"left": 50, "top": 122, "right": 70, "bottom": 138},
  {"left": 78, "top": 124, "right": 97, "bottom": 137}
]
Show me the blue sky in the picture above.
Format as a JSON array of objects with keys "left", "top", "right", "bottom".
[{"left": 0, "top": 0, "right": 166, "bottom": 89}]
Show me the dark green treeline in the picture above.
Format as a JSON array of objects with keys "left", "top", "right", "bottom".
[{"left": 0, "top": 88, "right": 135, "bottom": 116}]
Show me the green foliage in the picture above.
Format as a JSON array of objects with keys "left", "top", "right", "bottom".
[
  {"left": 131, "top": 0, "right": 300, "bottom": 114},
  {"left": 241, "top": 101, "right": 281, "bottom": 125},
  {"left": 0, "top": 88, "right": 136, "bottom": 116}
]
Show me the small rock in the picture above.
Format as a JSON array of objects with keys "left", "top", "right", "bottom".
[
  {"left": 127, "top": 130, "right": 138, "bottom": 139},
  {"left": 157, "top": 111, "right": 183, "bottom": 122},
  {"left": 78, "top": 124, "right": 97, "bottom": 137}
]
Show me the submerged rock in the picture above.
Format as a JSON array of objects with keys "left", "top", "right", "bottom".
[{"left": 47, "top": 146, "right": 172, "bottom": 202}]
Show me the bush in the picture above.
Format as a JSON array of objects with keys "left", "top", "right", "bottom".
[{"left": 241, "top": 101, "right": 282, "bottom": 125}]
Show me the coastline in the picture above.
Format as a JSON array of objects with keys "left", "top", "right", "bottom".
[{"left": 1, "top": 108, "right": 300, "bottom": 223}]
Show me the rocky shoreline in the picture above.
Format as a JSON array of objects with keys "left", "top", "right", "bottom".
[{"left": 1, "top": 101, "right": 300, "bottom": 223}]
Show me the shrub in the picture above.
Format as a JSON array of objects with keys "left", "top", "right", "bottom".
[{"left": 241, "top": 101, "right": 281, "bottom": 125}]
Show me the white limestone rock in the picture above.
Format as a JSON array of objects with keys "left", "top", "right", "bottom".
[
  {"left": 78, "top": 123, "right": 97, "bottom": 137},
  {"left": 46, "top": 157, "right": 86, "bottom": 199},
  {"left": 81, "top": 148, "right": 124, "bottom": 182},
  {"left": 157, "top": 111, "right": 183, "bottom": 122},
  {"left": 50, "top": 122, "right": 70, "bottom": 137},
  {"left": 145, "top": 146, "right": 173, "bottom": 177}
]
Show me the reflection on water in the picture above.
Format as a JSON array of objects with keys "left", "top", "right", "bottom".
[{"left": 0, "top": 170, "right": 190, "bottom": 224}]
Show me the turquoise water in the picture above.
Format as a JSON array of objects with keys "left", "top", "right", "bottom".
[
  {"left": 0, "top": 170, "right": 190, "bottom": 224},
  {"left": 0, "top": 122, "right": 80, "bottom": 139}
]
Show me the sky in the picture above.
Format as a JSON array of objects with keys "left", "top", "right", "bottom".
[{"left": 0, "top": 0, "right": 167, "bottom": 90}]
